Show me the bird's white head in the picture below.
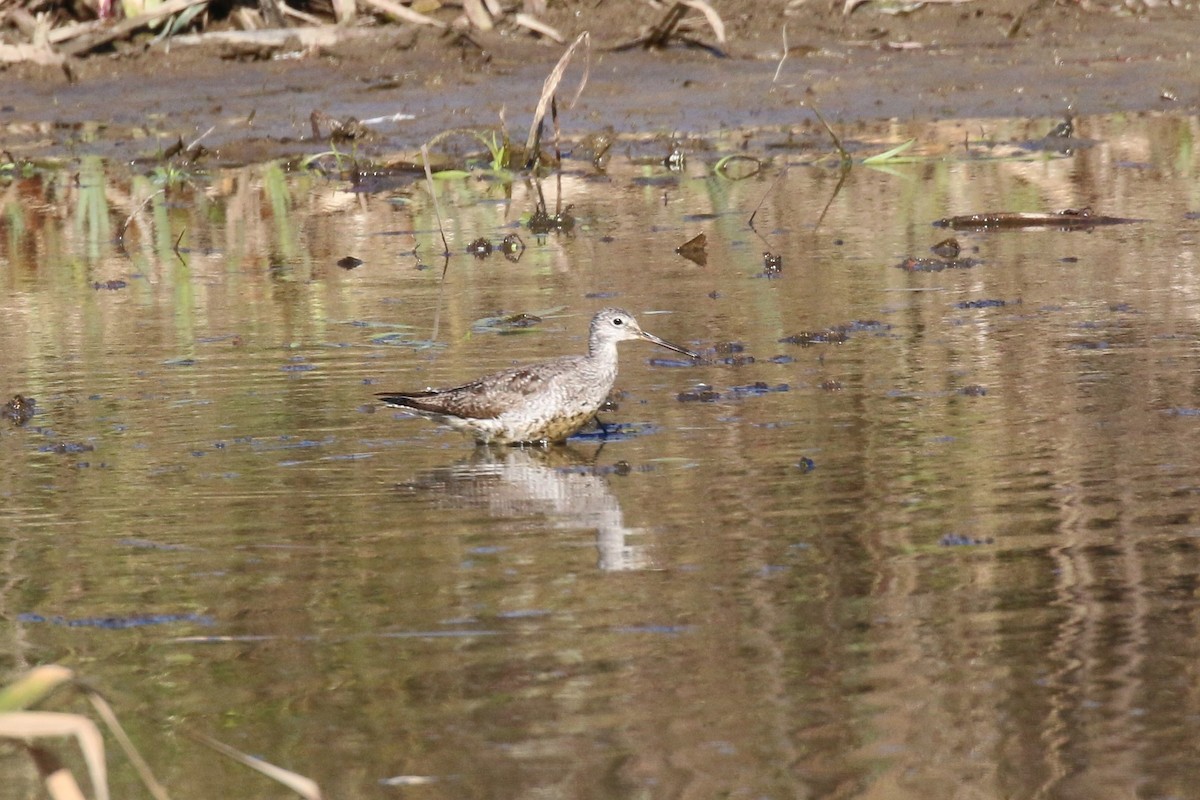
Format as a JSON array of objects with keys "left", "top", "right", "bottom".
[{"left": 589, "top": 308, "right": 697, "bottom": 358}]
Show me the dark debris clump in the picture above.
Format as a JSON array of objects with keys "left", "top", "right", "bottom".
[
  {"left": 3, "top": 394, "right": 36, "bottom": 424},
  {"left": 955, "top": 298, "right": 1009, "bottom": 309},
  {"left": 939, "top": 533, "right": 995, "bottom": 547},
  {"left": 678, "top": 385, "right": 722, "bottom": 403},
  {"left": 678, "top": 382, "right": 788, "bottom": 402},
  {"left": 896, "top": 256, "right": 983, "bottom": 272},
  {"left": 779, "top": 320, "right": 890, "bottom": 345}
]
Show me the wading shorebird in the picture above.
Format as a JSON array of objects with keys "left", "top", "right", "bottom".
[{"left": 376, "top": 308, "right": 698, "bottom": 445}]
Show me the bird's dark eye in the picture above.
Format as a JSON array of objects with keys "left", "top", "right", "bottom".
[{"left": 613, "top": 317, "right": 624, "bottom": 326}]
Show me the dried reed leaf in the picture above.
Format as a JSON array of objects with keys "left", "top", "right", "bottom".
[
  {"left": 48, "top": 21, "right": 102, "bottom": 45},
  {"left": 680, "top": 0, "right": 724, "bottom": 43},
  {"left": 462, "top": 0, "right": 492, "bottom": 30},
  {"left": 523, "top": 31, "right": 591, "bottom": 163},
  {"left": 170, "top": 26, "right": 352, "bottom": 48},
  {"left": 0, "top": 711, "right": 109, "bottom": 800},
  {"left": 357, "top": 0, "right": 446, "bottom": 28},
  {"left": 844, "top": 0, "right": 975, "bottom": 12},
  {"left": 331, "top": 0, "right": 355, "bottom": 23},
  {"left": 513, "top": 13, "right": 564, "bottom": 43}
]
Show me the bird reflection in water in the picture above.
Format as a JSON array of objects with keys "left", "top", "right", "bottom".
[{"left": 396, "top": 446, "right": 653, "bottom": 572}]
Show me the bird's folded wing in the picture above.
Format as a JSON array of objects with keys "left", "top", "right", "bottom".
[{"left": 377, "top": 361, "right": 572, "bottom": 420}]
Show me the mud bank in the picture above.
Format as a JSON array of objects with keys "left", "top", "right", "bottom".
[{"left": 1, "top": 1, "right": 1197, "bottom": 162}]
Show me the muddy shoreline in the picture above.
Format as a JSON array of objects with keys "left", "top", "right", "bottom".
[{"left": 2, "top": 2, "right": 1198, "bottom": 162}]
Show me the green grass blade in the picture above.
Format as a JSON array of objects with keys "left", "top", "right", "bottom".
[
  {"left": 862, "top": 138, "right": 917, "bottom": 164},
  {"left": 0, "top": 666, "right": 75, "bottom": 711}
]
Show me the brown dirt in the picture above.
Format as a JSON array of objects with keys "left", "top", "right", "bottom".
[{"left": 2, "top": 1, "right": 1198, "bottom": 163}]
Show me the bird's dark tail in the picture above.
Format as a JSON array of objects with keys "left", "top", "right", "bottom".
[{"left": 376, "top": 391, "right": 439, "bottom": 410}]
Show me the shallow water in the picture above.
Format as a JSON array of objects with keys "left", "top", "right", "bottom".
[{"left": 3, "top": 112, "right": 1200, "bottom": 798}]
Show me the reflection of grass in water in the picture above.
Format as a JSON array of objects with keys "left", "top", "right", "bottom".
[
  {"left": 149, "top": 179, "right": 175, "bottom": 259},
  {"left": 6, "top": 115, "right": 1194, "bottom": 288},
  {"left": 263, "top": 160, "right": 300, "bottom": 264},
  {"left": 75, "top": 155, "right": 111, "bottom": 263},
  {"left": 1177, "top": 122, "right": 1195, "bottom": 186},
  {"left": 4, "top": 191, "right": 26, "bottom": 261}
]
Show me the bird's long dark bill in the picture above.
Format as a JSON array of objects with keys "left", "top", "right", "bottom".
[{"left": 640, "top": 331, "right": 699, "bottom": 359}]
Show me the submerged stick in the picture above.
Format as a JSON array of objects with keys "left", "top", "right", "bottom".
[
  {"left": 551, "top": 96, "right": 563, "bottom": 214},
  {"left": 806, "top": 103, "right": 850, "bottom": 164},
  {"left": 431, "top": 252, "right": 450, "bottom": 343},
  {"left": 188, "top": 732, "right": 322, "bottom": 800},
  {"left": 813, "top": 163, "right": 850, "bottom": 231},
  {"left": 420, "top": 142, "right": 451, "bottom": 343},
  {"left": 117, "top": 188, "right": 166, "bottom": 244},
  {"left": 420, "top": 143, "right": 449, "bottom": 258},
  {"left": 87, "top": 694, "right": 171, "bottom": 800},
  {"left": 747, "top": 169, "right": 786, "bottom": 249}
]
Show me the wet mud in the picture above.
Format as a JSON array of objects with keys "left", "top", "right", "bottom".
[{"left": 2, "top": 2, "right": 1198, "bottom": 163}]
